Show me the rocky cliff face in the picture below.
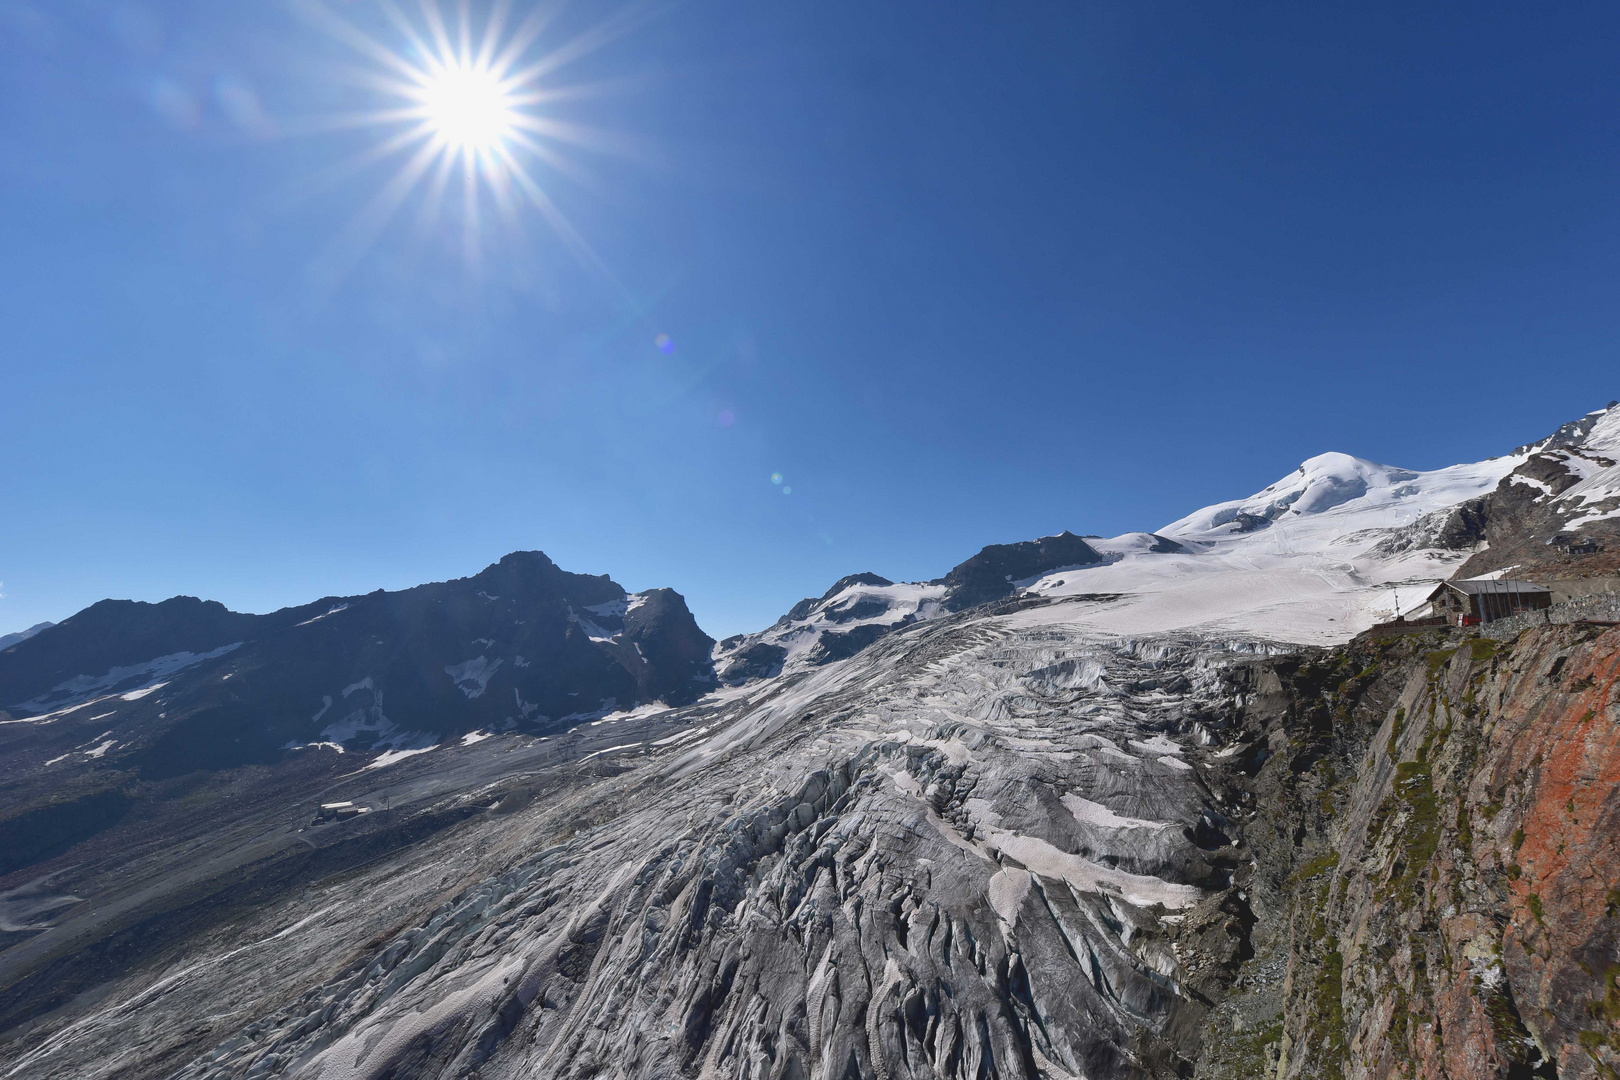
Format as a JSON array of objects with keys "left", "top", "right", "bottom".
[{"left": 1200, "top": 621, "right": 1620, "bottom": 1079}]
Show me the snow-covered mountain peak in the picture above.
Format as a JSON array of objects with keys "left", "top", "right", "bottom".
[
  {"left": 1002, "top": 439, "right": 1538, "bottom": 644},
  {"left": 1285, "top": 452, "right": 1420, "bottom": 513},
  {"left": 711, "top": 401, "right": 1618, "bottom": 674},
  {"left": 1163, "top": 452, "right": 1453, "bottom": 538}
]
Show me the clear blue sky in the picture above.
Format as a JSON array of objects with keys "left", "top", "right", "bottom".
[{"left": 3, "top": 1, "right": 1617, "bottom": 639}]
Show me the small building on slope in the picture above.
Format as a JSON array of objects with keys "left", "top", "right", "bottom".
[
  {"left": 1552, "top": 534, "right": 1602, "bottom": 555},
  {"left": 1425, "top": 579, "right": 1552, "bottom": 626}
]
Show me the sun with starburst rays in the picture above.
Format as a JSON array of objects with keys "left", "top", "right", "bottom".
[{"left": 297, "top": 0, "right": 644, "bottom": 288}]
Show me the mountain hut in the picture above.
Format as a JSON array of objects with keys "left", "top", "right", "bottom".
[
  {"left": 1552, "top": 534, "right": 1602, "bottom": 555},
  {"left": 1425, "top": 579, "right": 1552, "bottom": 626}
]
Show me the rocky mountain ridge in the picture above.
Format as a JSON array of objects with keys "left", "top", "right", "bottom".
[
  {"left": 0, "top": 625, "right": 53, "bottom": 654},
  {"left": 1453, "top": 401, "right": 1620, "bottom": 582},
  {"left": 0, "top": 551, "right": 714, "bottom": 763},
  {"left": 711, "top": 532, "right": 1106, "bottom": 687}
]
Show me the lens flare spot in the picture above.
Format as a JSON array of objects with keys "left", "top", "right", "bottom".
[
  {"left": 782, "top": 486, "right": 792, "bottom": 495},
  {"left": 655, "top": 333, "right": 674, "bottom": 354},
  {"left": 770, "top": 473, "right": 783, "bottom": 485},
  {"left": 716, "top": 409, "right": 735, "bottom": 426}
]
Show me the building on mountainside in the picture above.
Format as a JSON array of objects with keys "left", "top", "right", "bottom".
[
  {"left": 1425, "top": 579, "right": 1552, "bottom": 626},
  {"left": 1552, "top": 534, "right": 1602, "bottom": 555}
]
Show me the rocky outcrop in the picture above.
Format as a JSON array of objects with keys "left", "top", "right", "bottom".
[
  {"left": 714, "top": 640, "right": 789, "bottom": 685},
  {"left": 1437, "top": 496, "right": 1492, "bottom": 550},
  {"left": 616, "top": 588, "right": 716, "bottom": 707},
  {"left": 711, "top": 575, "right": 945, "bottom": 684},
  {"left": 942, "top": 532, "right": 1104, "bottom": 610},
  {"left": 1456, "top": 403, "right": 1620, "bottom": 581},
  {"left": 1200, "top": 622, "right": 1620, "bottom": 1079}
]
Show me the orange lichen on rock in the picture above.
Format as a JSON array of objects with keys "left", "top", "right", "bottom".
[
  {"left": 1496, "top": 627, "right": 1620, "bottom": 1078},
  {"left": 1271, "top": 624, "right": 1620, "bottom": 1080}
]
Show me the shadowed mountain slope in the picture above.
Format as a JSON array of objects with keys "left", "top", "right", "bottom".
[{"left": 0, "top": 551, "right": 713, "bottom": 834}]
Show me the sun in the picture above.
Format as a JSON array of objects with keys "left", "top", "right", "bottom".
[
  {"left": 416, "top": 62, "right": 517, "bottom": 153},
  {"left": 297, "top": 0, "right": 646, "bottom": 287}
]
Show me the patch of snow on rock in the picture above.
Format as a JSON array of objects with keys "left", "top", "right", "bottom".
[
  {"left": 444, "top": 657, "right": 502, "bottom": 699},
  {"left": 12, "top": 643, "right": 241, "bottom": 716},
  {"left": 365, "top": 745, "right": 438, "bottom": 770},
  {"left": 295, "top": 603, "right": 349, "bottom": 627}
]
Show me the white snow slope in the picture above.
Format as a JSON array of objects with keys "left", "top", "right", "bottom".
[
  {"left": 714, "top": 578, "right": 946, "bottom": 680},
  {"left": 725, "top": 404, "right": 1617, "bottom": 662},
  {"left": 1009, "top": 450, "right": 1526, "bottom": 644},
  {"left": 1542, "top": 404, "right": 1620, "bottom": 529}
]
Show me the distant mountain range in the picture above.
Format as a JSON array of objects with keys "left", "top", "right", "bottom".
[
  {"left": 6, "top": 403, "right": 1618, "bottom": 785},
  {"left": 0, "top": 624, "right": 51, "bottom": 654},
  {"left": 1, "top": 552, "right": 714, "bottom": 780}
]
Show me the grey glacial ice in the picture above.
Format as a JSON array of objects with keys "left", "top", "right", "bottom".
[{"left": 11, "top": 603, "right": 1254, "bottom": 1080}]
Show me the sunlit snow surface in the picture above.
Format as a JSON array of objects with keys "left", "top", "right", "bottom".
[
  {"left": 1009, "top": 450, "right": 1527, "bottom": 645},
  {"left": 713, "top": 580, "right": 948, "bottom": 679},
  {"left": 1556, "top": 406, "right": 1620, "bottom": 528}
]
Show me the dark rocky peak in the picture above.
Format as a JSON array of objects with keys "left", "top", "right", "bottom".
[
  {"left": 356, "top": 551, "right": 626, "bottom": 635},
  {"left": 943, "top": 530, "right": 1103, "bottom": 610},
  {"left": 0, "top": 596, "right": 262, "bottom": 708},
  {"left": 778, "top": 572, "right": 895, "bottom": 624},
  {"left": 1513, "top": 399, "right": 1620, "bottom": 455},
  {"left": 334, "top": 551, "right": 627, "bottom": 655},
  {"left": 618, "top": 588, "right": 715, "bottom": 706},
  {"left": 457, "top": 550, "right": 624, "bottom": 607}
]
